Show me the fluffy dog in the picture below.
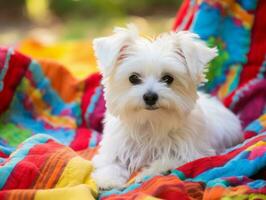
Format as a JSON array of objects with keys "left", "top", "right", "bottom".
[{"left": 92, "top": 24, "right": 242, "bottom": 189}]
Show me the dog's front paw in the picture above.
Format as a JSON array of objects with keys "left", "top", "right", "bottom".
[{"left": 92, "top": 165, "right": 129, "bottom": 190}]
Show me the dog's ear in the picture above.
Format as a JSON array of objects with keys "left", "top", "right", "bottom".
[
  {"left": 175, "top": 31, "right": 217, "bottom": 84},
  {"left": 93, "top": 24, "right": 139, "bottom": 77}
]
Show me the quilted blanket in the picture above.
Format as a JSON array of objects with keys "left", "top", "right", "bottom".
[{"left": 0, "top": 0, "right": 266, "bottom": 199}]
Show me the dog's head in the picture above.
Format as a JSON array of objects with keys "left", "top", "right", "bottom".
[{"left": 93, "top": 24, "right": 217, "bottom": 125}]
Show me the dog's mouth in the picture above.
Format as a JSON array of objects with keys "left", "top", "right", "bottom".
[{"left": 145, "top": 106, "right": 159, "bottom": 111}]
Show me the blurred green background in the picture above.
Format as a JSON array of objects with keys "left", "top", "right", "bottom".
[{"left": 0, "top": 0, "right": 182, "bottom": 44}]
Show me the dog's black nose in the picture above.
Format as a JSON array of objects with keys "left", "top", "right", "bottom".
[{"left": 143, "top": 92, "right": 158, "bottom": 106}]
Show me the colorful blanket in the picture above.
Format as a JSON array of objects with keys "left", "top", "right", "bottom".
[{"left": 0, "top": 0, "right": 266, "bottom": 199}]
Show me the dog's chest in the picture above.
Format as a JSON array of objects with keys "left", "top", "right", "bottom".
[{"left": 118, "top": 126, "right": 179, "bottom": 171}]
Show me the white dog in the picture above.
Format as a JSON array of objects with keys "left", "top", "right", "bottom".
[{"left": 92, "top": 24, "right": 242, "bottom": 189}]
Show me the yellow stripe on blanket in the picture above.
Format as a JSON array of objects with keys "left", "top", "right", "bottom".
[
  {"left": 35, "top": 184, "right": 95, "bottom": 200},
  {"left": 35, "top": 156, "right": 98, "bottom": 200},
  {"left": 55, "top": 156, "right": 98, "bottom": 196}
]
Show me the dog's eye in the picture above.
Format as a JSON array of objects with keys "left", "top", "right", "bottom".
[
  {"left": 161, "top": 75, "right": 174, "bottom": 85},
  {"left": 129, "top": 73, "right": 142, "bottom": 85}
]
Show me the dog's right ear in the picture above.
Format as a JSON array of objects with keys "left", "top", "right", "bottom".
[
  {"left": 173, "top": 31, "right": 217, "bottom": 84},
  {"left": 93, "top": 24, "right": 139, "bottom": 77}
]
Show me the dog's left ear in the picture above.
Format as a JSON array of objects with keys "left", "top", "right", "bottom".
[
  {"left": 175, "top": 31, "right": 217, "bottom": 84},
  {"left": 93, "top": 24, "right": 139, "bottom": 77}
]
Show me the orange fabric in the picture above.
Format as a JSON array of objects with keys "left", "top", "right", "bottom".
[{"left": 39, "top": 59, "right": 84, "bottom": 103}]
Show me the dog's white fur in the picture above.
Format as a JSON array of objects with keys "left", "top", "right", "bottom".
[{"left": 92, "top": 24, "right": 243, "bottom": 189}]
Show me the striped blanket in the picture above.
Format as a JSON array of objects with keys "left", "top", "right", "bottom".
[{"left": 0, "top": 0, "right": 266, "bottom": 199}]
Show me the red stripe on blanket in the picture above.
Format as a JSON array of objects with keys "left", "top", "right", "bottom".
[
  {"left": 0, "top": 191, "right": 8, "bottom": 200},
  {"left": 234, "top": 80, "right": 266, "bottom": 128},
  {"left": 2, "top": 139, "right": 62, "bottom": 190},
  {"left": 70, "top": 128, "right": 92, "bottom": 151},
  {"left": 177, "top": 134, "right": 266, "bottom": 178},
  {"left": 239, "top": 0, "right": 266, "bottom": 86},
  {"left": 0, "top": 48, "right": 31, "bottom": 114},
  {"left": 0, "top": 151, "right": 8, "bottom": 158},
  {"left": 172, "top": 0, "right": 190, "bottom": 30},
  {"left": 80, "top": 73, "right": 103, "bottom": 130},
  {"left": 172, "top": 0, "right": 198, "bottom": 31},
  {"left": 184, "top": 5, "right": 198, "bottom": 31}
]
